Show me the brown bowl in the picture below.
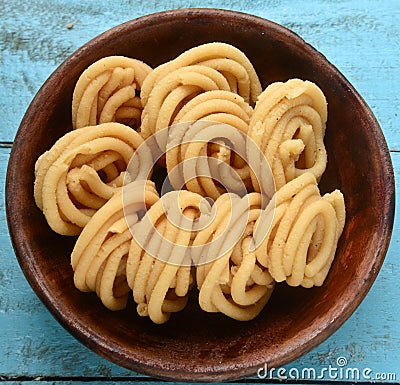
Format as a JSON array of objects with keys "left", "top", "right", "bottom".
[{"left": 6, "top": 8, "right": 395, "bottom": 382}]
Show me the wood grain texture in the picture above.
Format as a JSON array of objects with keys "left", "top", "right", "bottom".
[{"left": 0, "top": 0, "right": 399, "bottom": 383}]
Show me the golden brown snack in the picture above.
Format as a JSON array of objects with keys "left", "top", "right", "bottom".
[
  {"left": 140, "top": 65, "right": 232, "bottom": 139},
  {"left": 166, "top": 121, "right": 251, "bottom": 200},
  {"left": 248, "top": 78, "right": 328, "bottom": 191},
  {"left": 127, "top": 190, "right": 205, "bottom": 324},
  {"left": 173, "top": 90, "right": 253, "bottom": 133},
  {"left": 141, "top": 42, "right": 262, "bottom": 108},
  {"left": 34, "top": 122, "right": 151, "bottom": 235},
  {"left": 254, "top": 172, "right": 345, "bottom": 287},
  {"left": 194, "top": 192, "right": 275, "bottom": 321},
  {"left": 72, "top": 56, "right": 152, "bottom": 130},
  {"left": 71, "top": 180, "right": 159, "bottom": 310}
]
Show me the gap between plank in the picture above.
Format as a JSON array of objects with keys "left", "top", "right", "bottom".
[{"left": 0, "top": 142, "right": 13, "bottom": 149}]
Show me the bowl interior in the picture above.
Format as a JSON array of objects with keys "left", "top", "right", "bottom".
[{"left": 6, "top": 9, "right": 394, "bottom": 382}]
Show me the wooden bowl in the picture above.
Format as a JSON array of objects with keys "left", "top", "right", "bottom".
[{"left": 6, "top": 9, "right": 395, "bottom": 382}]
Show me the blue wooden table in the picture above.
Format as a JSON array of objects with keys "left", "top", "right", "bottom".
[{"left": 1, "top": 1, "right": 399, "bottom": 384}]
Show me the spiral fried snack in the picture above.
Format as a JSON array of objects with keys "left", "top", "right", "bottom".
[
  {"left": 194, "top": 192, "right": 275, "bottom": 321},
  {"left": 173, "top": 90, "right": 253, "bottom": 133},
  {"left": 254, "top": 172, "right": 345, "bottom": 288},
  {"left": 141, "top": 42, "right": 262, "bottom": 109},
  {"left": 127, "top": 190, "right": 206, "bottom": 324},
  {"left": 34, "top": 122, "right": 152, "bottom": 236},
  {"left": 71, "top": 180, "right": 159, "bottom": 311},
  {"left": 248, "top": 79, "right": 328, "bottom": 191},
  {"left": 166, "top": 121, "right": 251, "bottom": 200},
  {"left": 141, "top": 65, "right": 232, "bottom": 141},
  {"left": 72, "top": 56, "right": 152, "bottom": 130}
]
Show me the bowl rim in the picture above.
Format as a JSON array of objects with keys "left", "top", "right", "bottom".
[{"left": 5, "top": 7, "right": 395, "bottom": 382}]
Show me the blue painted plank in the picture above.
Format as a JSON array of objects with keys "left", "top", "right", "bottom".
[{"left": 0, "top": 0, "right": 399, "bottom": 148}]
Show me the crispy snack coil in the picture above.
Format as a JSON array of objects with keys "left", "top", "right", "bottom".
[
  {"left": 140, "top": 42, "right": 261, "bottom": 140},
  {"left": 141, "top": 65, "right": 232, "bottom": 139},
  {"left": 71, "top": 180, "right": 159, "bottom": 310},
  {"left": 173, "top": 90, "right": 253, "bottom": 133},
  {"left": 254, "top": 172, "right": 345, "bottom": 288},
  {"left": 166, "top": 121, "right": 251, "bottom": 201},
  {"left": 194, "top": 192, "right": 275, "bottom": 321},
  {"left": 141, "top": 42, "right": 262, "bottom": 108},
  {"left": 248, "top": 79, "right": 328, "bottom": 191},
  {"left": 72, "top": 56, "right": 152, "bottom": 130},
  {"left": 34, "top": 122, "right": 151, "bottom": 235},
  {"left": 127, "top": 190, "right": 205, "bottom": 324}
]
